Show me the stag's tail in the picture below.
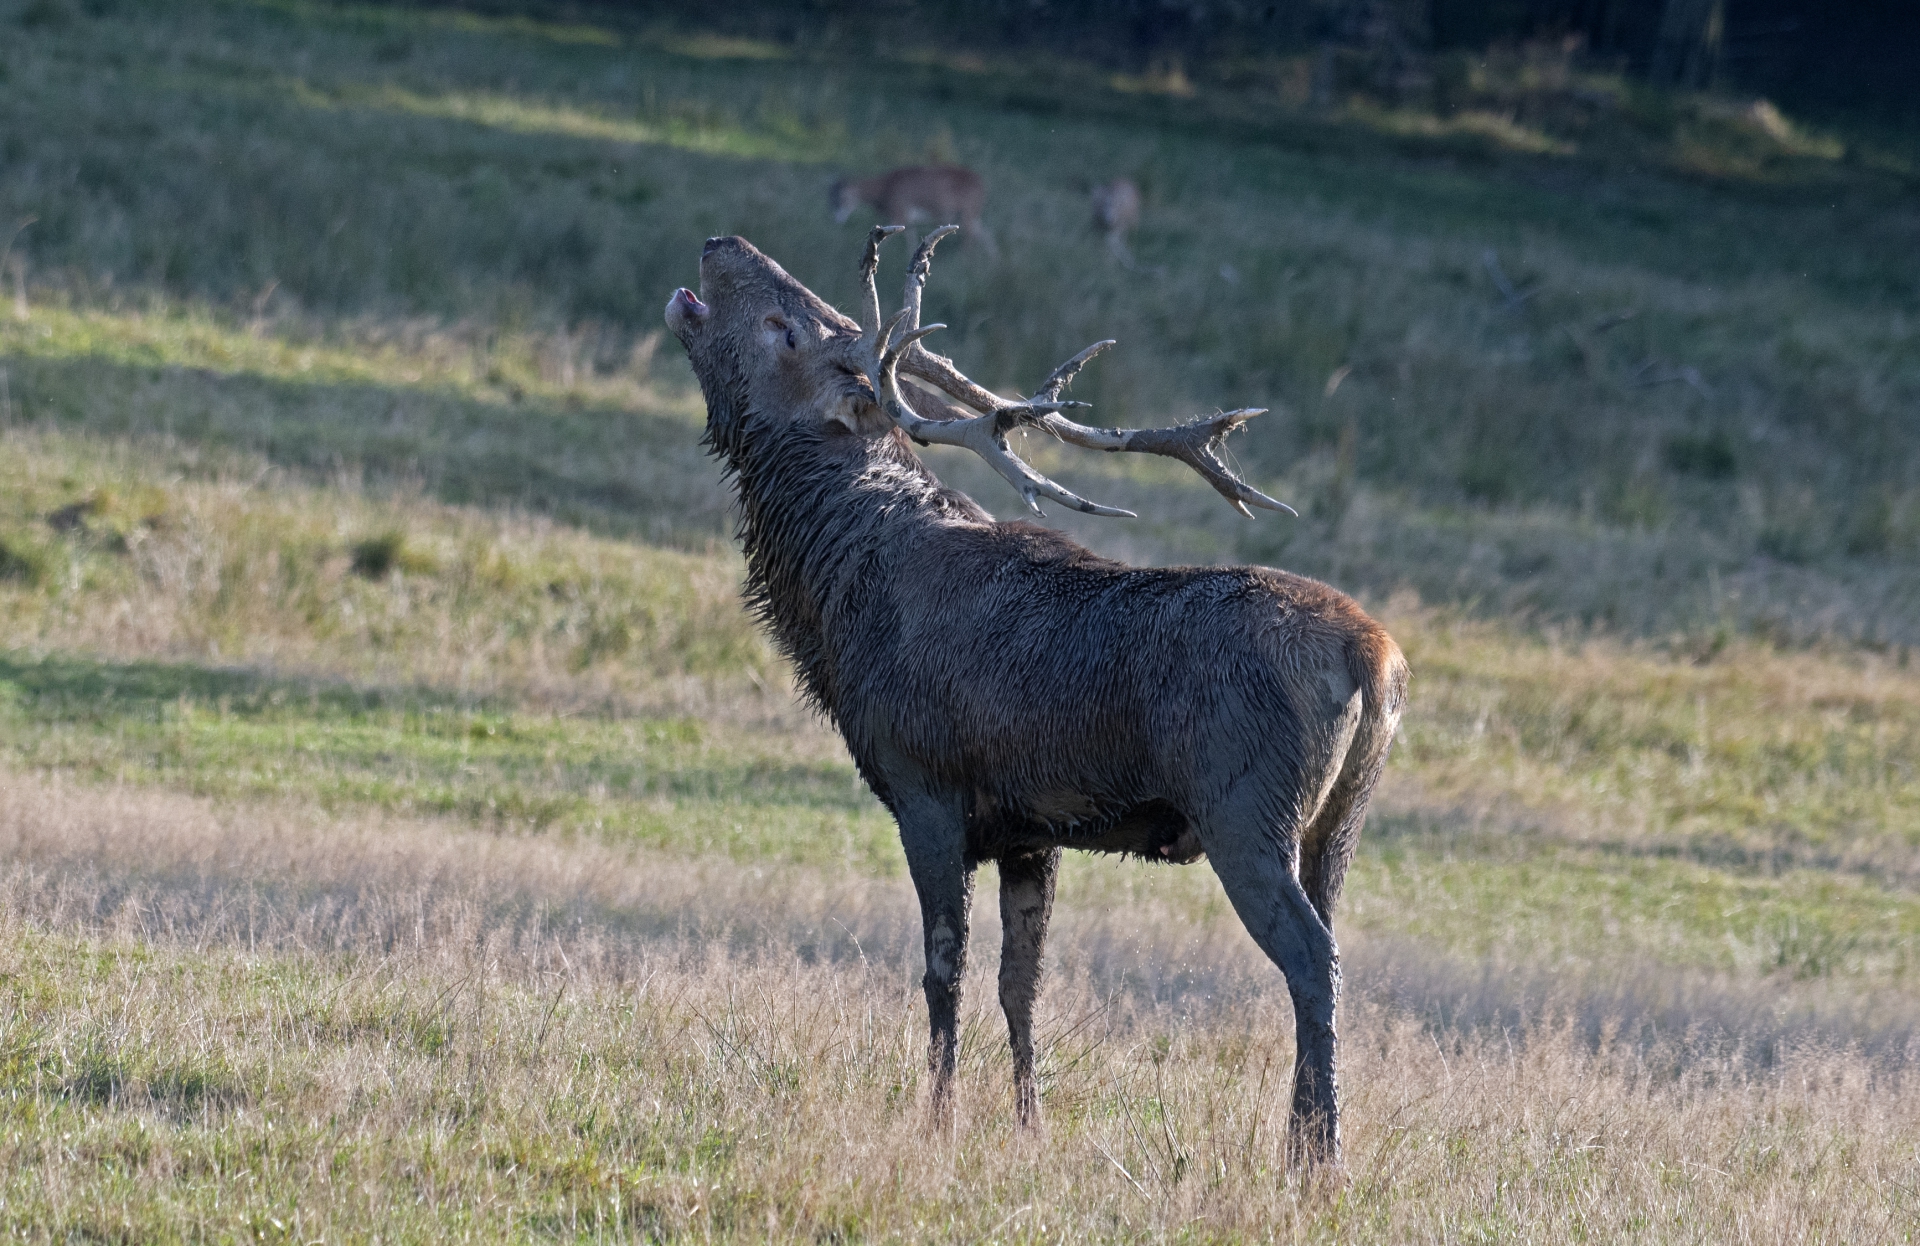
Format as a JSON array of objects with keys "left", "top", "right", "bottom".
[{"left": 1298, "top": 623, "right": 1408, "bottom": 926}]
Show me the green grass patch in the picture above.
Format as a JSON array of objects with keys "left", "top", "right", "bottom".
[
  {"left": 0, "top": 305, "right": 721, "bottom": 547},
  {"left": 0, "top": 431, "right": 766, "bottom": 691},
  {"left": 1351, "top": 815, "right": 1920, "bottom": 987},
  {"left": 0, "top": 652, "right": 898, "bottom": 872},
  {"left": 5, "top": 637, "right": 1919, "bottom": 985}
]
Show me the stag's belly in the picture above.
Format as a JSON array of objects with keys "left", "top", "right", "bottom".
[{"left": 967, "top": 793, "right": 1206, "bottom": 864}]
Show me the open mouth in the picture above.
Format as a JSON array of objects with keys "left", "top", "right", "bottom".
[{"left": 668, "top": 287, "right": 709, "bottom": 321}]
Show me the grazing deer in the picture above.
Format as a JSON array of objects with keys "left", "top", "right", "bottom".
[
  {"left": 664, "top": 226, "right": 1406, "bottom": 1168},
  {"left": 830, "top": 166, "right": 997, "bottom": 258},
  {"left": 1089, "top": 176, "right": 1142, "bottom": 266}
]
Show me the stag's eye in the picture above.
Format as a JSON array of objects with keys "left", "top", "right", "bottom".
[{"left": 763, "top": 313, "right": 799, "bottom": 356}]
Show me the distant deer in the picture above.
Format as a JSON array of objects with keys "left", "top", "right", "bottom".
[
  {"left": 830, "top": 166, "right": 997, "bottom": 258},
  {"left": 665, "top": 226, "right": 1406, "bottom": 1169},
  {"left": 1089, "top": 176, "right": 1142, "bottom": 266}
]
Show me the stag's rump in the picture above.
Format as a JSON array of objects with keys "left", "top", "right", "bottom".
[{"left": 835, "top": 518, "right": 1396, "bottom": 860}]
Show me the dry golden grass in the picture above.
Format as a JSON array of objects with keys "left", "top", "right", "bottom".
[{"left": 2, "top": 773, "right": 1915, "bottom": 1241}]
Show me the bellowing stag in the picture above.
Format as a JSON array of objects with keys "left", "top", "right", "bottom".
[{"left": 664, "top": 226, "right": 1406, "bottom": 1168}]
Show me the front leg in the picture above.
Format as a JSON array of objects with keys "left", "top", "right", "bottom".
[
  {"left": 998, "top": 847, "right": 1060, "bottom": 1130},
  {"left": 892, "top": 786, "right": 975, "bottom": 1129}
]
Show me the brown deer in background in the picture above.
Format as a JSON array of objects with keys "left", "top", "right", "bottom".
[
  {"left": 1089, "top": 176, "right": 1142, "bottom": 266},
  {"left": 664, "top": 225, "right": 1406, "bottom": 1168},
  {"left": 830, "top": 166, "right": 997, "bottom": 258}
]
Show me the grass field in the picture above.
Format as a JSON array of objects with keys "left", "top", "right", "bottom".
[{"left": 2, "top": 0, "right": 1919, "bottom": 1238}]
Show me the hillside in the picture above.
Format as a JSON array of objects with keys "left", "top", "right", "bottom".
[{"left": 0, "top": 0, "right": 1917, "bottom": 1237}]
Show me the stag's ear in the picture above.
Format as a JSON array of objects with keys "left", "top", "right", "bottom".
[{"left": 821, "top": 370, "right": 884, "bottom": 435}]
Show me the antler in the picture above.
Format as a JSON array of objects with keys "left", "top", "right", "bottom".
[{"left": 856, "top": 227, "right": 1295, "bottom": 519}]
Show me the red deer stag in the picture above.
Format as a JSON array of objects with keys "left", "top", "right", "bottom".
[
  {"left": 664, "top": 226, "right": 1406, "bottom": 1168},
  {"left": 831, "top": 166, "right": 997, "bottom": 258}
]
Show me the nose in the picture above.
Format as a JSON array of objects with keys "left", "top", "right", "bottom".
[{"left": 703, "top": 236, "right": 728, "bottom": 256}]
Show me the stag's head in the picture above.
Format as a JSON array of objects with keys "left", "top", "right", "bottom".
[
  {"left": 666, "top": 227, "right": 1297, "bottom": 520},
  {"left": 665, "top": 236, "right": 885, "bottom": 454}
]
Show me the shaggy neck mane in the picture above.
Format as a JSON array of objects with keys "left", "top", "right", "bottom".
[{"left": 711, "top": 413, "right": 988, "bottom": 722}]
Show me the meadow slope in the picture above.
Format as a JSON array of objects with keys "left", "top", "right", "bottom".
[{"left": 1, "top": 0, "right": 1918, "bottom": 1238}]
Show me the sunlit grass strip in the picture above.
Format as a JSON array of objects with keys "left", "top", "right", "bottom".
[
  {"left": 259, "top": 0, "right": 624, "bottom": 48},
  {"left": 0, "top": 662, "right": 896, "bottom": 870},
  {"left": 0, "top": 432, "right": 758, "bottom": 690},
  {"left": 1345, "top": 101, "right": 1577, "bottom": 156},
  {"left": 285, "top": 78, "right": 839, "bottom": 162},
  {"left": 0, "top": 300, "right": 699, "bottom": 418},
  {"left": 1347, "top": 829, "right": 1920, "bottom": 984},
  {"left": 1, "top": 302, "right": 453, "bottom": 389}
]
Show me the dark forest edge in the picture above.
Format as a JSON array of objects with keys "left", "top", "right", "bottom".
[{"left": 299, "top": 0, "right": 1920, "bottom": 126}]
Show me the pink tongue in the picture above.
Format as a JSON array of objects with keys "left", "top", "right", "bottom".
[{"left": 678, "top": 288, "right": 709, "bottom": 315}]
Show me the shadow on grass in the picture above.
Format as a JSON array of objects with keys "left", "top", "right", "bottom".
[
  {"left": 0, "top": 651, "right": 880, "bottom": 830},
  {"left": 0, "top": 652, "right": 490, "bottom": 722},
  {"left": 59, "top": 1051, "right": 247, "bottom": 1118}
]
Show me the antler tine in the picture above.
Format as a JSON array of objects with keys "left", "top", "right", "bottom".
[
  {"left": 885, "top": 322, "right": 948, "bottom": 360},
  {"left": 902, "top": 225, "right": 960, "bottom": 334},
  {"left": 878, "top": 305, "right": 915, "bottom": 356},
  {"left": 892, "top": 227, "right": 1004, "bottom": 413},
  {"left": 1033, "top": 339, "right": 1117, "bottom": 403},
  {"left": 1040, "top": 407, "right": 1298, "bottom": 518},
  {"left": 868, "top": 317, "right": 1133, "bottom": 518},
  {"left": 859, "top": 225, "right": 906, "bottom": 338},
  {"left": 898, "top": 347, "right": 1005, "bottom": 413}
]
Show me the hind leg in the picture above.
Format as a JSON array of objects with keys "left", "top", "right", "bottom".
[
  {"left": 997, "top": 847, "right": 1059, "bottom": 1129},
  {"left": 1198, "top": 803, "right": 1344, "bottom": 1168}
]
